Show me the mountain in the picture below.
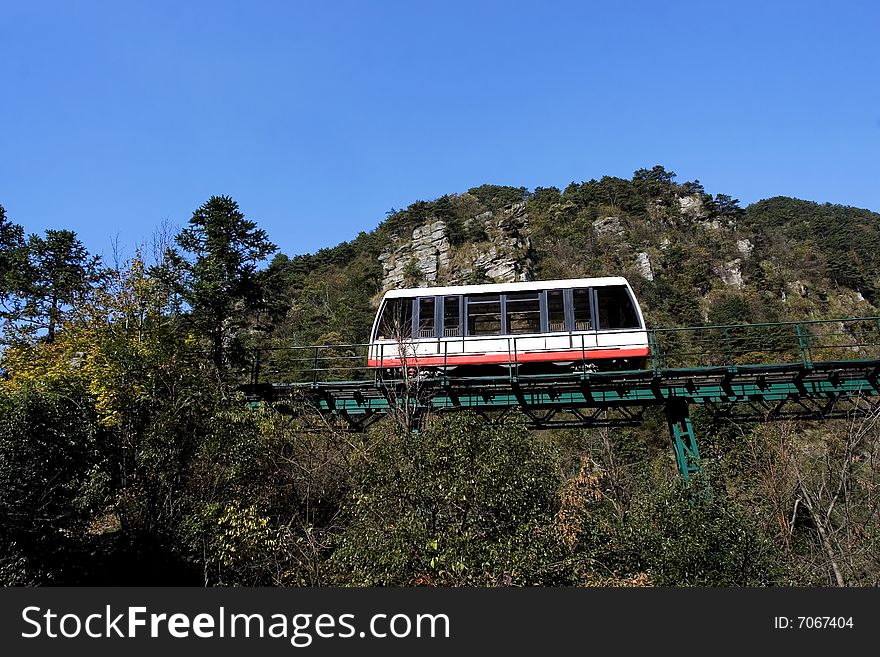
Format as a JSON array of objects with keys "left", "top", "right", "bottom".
[{"left": 261, "top": 166, "right": 878, "bottom": 347}]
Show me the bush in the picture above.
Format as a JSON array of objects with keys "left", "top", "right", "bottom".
[
  {"left": 0, "top": 387, "right": 104, "bottom": 584},
  {"left": 330, "top": 412, "right": 562, "bottom": 585}
]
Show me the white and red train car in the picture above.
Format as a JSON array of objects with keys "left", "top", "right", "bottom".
[{"left": 367, "top": 277, "right": 649, "bottom": 374}]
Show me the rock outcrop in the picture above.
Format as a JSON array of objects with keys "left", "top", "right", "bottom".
[
  {"left": 678, "top": 194, "right": 710, "bottom": 220},
  {"left": 379, "top": 203, "right": 535, "bottom": 291},
  {"left": 715, "top": 259, "right": 744, "bottom": 288},
  {"left": 635, "top": 252, "right": 654, "bottom": 281},
  {"left": 593, "top": 215, "right": 624, "bottom": 237}
]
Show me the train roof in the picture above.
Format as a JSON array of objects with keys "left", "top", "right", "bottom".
[{"left": 381, "top": 277, "right": 632, "bottom": 299}]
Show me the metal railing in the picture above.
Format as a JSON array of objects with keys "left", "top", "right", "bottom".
[
  {"left": 234, "top": 316, "right": 880, "bottom": 386},
  {"left": 649, "top": 316, "right": 880, "bottom": 369}
]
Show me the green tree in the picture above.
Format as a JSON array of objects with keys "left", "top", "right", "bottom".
[
  {"left": 0, "top": 205, "right": 27, "bottom": 320},
  {"left": 617, "top": 480, "right": 779, "bottom": 585},
  {"left": 632, "top": 165, "right": 676, "bottom": 200},
  {"left": 166, "top": 196, "right": 277, "bottom": 374},
  {"left": 331, "top": 413, "right": 562, "bottom": 585},
  {"left": 466, "top": 184, "right": 528, "bottom": 211},
  {"left": 0, "top": 388, "right": 104, "bottom": 584},
  {"left": 16, "top": 230, "right": 103, "bottom": 342},
  {"left": 711, "top": 193, "right": 744, "bottom": 219}
]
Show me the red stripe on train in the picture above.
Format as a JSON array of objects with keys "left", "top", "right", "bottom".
[{"left": 367, "top": 347, "right": 650, "bottom": 368}]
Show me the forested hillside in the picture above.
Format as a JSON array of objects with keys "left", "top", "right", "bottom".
[
  {"left": 1, "top": 167, "right": 879, "bottom": 586},
  {"left": 263, "top": 167, "right": 876, "bottom": 349}
]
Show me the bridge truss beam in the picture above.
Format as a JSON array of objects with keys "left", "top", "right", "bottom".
[{"left": 241, "top": 359, "right": 880, "bottom": 480}]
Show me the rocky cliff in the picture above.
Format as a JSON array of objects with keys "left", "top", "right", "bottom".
[{"left": 378, "top": 202, "right": 535, "bottom": 291}]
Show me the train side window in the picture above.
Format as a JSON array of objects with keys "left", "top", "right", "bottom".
[
  {"left": 572, "top": 288, "right": 593, "bottom": 331},
  {"left": 417, "top": 297, "right": 436, "bottom": 338},
  {"left": 547, "top": 290, "right": 565, "bottom": 332},
  {"left": 377, "top": 298, "right": 413, "bottom": 340},
  {"left": 596, "top": 285, "right": 640, "bottom": 329},
  {"left": 505, "top": 292, "right": 540, "bottom": 334},
  {"left": 466, "top": 294, "right": 502, "bottom": 336},
  {"left": 443, "top": 296, "right": 461, "bottom": 337}
]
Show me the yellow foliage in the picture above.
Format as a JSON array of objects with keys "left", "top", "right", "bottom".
[
  {"left": 580, "top": 572, "right": 653, "bottom": 587},
  {"left": 0, "top": 338, "right": 87, "bottom": 391},
  {"left": 556, "top": 455, "right": 604, "bottom": 549},
  {"left": 216, "top": 503, "right": 278, "bottom": 567},
  {"left": 0, "top": 254, "right": 177, "bottom": 428}
]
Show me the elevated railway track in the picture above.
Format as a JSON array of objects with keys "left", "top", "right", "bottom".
[{"left": 239, "top": 316, "right": 880, "bottom": 480}]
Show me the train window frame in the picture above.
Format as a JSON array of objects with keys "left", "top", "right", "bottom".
[
  {"left": 415, "top": 296, "right": 438, "bottom": 339},
  {"left": 441, "top": 295, "right": 463, "bottom": 338},
  {"left": 504, "top": 291, "right": 542, "bottom": 335},
  {"left": 465, "top": 293, "right": 503, "bottom": 337},
  {"left": 546, "top": 289, "right": 566, "bottom": 333},
  {"left": 570, "top": 287, "right": 593, "bottom": 331}
]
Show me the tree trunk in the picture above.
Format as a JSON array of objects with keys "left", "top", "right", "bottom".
[
  {"left": 797, "top": 484, "right": 846, "bottom": 587},
  {"left": 48, "top": 293, "right": 58, "bottom": 342},
  {"left": 212, "top": 330, "right": 224, "bottom": 375}
]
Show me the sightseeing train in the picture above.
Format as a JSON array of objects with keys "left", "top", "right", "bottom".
[{"left": 367, "top": 277, "right": 649, "bottom": 374}]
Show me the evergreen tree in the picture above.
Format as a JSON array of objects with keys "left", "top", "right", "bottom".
[
  {"left": 632, "top": 165, "right": 677, "bottom": 202},
  {"left": 0, "top": 205, "right": 27, "bottom": 319},
  {"left": 167, "top": 196, "right": 277, "bottom": 374},
  {"left": 18, "top": 229, "right": 103, "bottom": 342}
]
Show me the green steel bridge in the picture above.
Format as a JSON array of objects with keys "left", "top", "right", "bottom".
[{"left": 239, "top": 316, "right": 880, "bottom": 480}]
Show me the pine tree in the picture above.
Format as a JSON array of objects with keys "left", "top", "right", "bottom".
[
  {"left": 167, "top": 196, "right": 277, "bottom": 374},
  {"left": 20, "top": 229, "right": 103, "bottom": 342}
]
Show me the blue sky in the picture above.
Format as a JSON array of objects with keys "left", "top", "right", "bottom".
[{"left": 1, "top": 0, "right": 878, "bottom": 260}]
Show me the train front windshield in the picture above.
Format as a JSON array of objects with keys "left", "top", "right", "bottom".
[
  {"left": 597, "top": 285, "right": 641, "bottom": 329},
  {"left": 375, "top": 298, "right": 413, "bottom": 340}
]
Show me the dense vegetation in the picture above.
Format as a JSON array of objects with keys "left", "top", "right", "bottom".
[{"left": 1, "top": 169, "right": 879, "bottom": 586}]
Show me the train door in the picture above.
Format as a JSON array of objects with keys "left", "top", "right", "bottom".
[
  {"left": 568, "top": 287, "right": 598, "bottom": 356},
  {"left": 464, "top": 294, "right": 508, "bottom": 358},
  {"left": 414, "top": 296, "right": 440, "bottom": 359},
  {"left": 504, "top": 291, "right": 544, "bottom": 358},
  {"left": 439, "top": 295, "right": 464, "bottom": 365}
]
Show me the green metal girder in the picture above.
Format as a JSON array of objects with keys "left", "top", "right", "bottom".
[
  {"left": 265, "top": 367, "right": 879, "bottom": 416},
  {"left": 665, "top": 400, "right": 702, "bottom": 480},
  {"left": 240, "top": 318, "right": 880, "bottom": 480},
  {"left": 240, "top": 360, "right": 880, "bottom": 482}
]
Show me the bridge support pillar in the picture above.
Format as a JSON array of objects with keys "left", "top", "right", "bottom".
[{"left": 665, "top": 399, "right": 702, "bottom": 481}]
